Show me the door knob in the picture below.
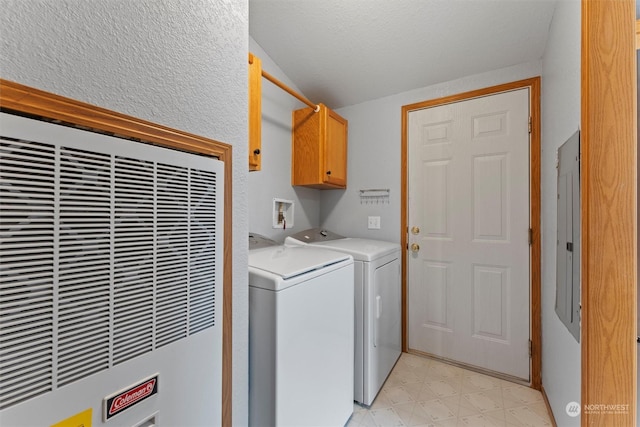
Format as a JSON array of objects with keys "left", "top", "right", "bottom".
[
  {"left": 411, "top": 226, "right": 420, "bottom": 235},
  {"left": 410, "top": 243, "right": 420, "bottom": 253}
]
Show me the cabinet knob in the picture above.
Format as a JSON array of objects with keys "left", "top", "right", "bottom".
[
  {"left": 326, "top": 170, "right": 331, "bottom": 175},
  {"left": 253, "top": 148, "right": 261, "bottom": 155}
]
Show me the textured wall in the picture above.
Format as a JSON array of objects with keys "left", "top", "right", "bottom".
[
  {"left": 247, "top": 37, "right": 321, "bottom": 242},
  {"left": 322, "top": 60, "right": 542, "bottom": 243},
  {"left": 0, "top": 0, "right": 250, "bottom": 424},
  {"left": 540, "top": 1, "right": 581, "bottom": 425}
]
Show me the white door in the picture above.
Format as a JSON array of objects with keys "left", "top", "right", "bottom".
[{"left": 407, "top": 88, "right": 531, "bottom": 380}]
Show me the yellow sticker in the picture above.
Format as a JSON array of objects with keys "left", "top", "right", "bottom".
[{"left": 50, "top": 408, "right": 92, "bottom": 427}]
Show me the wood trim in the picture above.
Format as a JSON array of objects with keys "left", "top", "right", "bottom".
[
  {"left": 400, "top": 102, "right": 409, "bottom": 354},
  {"left": 0, "top": 79, "right": 234, "bottom": 427},
  {"left": 581, "top": 1, "right": 637, "bottom": 426},
  {"left": 400, "top": 77, "right": 542, "bottom": 389},
  {"left": 636, "top": 19, "right": 640, "bottom": 49},
  {"left": 541, "top": 386, "right": 558, "bottom": 427},
  {"left": 249, "top": 53, "right": 262, "bottom": 171}
]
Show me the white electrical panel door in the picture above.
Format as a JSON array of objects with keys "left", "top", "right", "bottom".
[
  {"left": 556, "top": 131, "right": 580, "bottom": 342},
  {"left": 0, "top": 113, "right": 224, "bottom": 426}
]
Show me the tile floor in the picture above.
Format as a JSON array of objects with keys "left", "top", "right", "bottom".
[{"left": 346, "top": 353, "right": 553, "bottom": 427}]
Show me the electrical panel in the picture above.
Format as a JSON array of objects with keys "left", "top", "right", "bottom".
[{"left": 556, "top": 130, "right": 580, "bottom": 342}]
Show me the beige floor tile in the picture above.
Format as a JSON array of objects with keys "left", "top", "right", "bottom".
[
  {"left": 459, "top": 413, "right": 506, "bottom": 427},
  {"left": 394, "top": 369, "right": 427, "bottom": 386},
  {"left": 413, "top": 385, "right": 439, "bottom": 403},
  {"left": 371, "top": 407, "right": 407, "bottom": 427},
  {"left": 461, "top": 391, "right": 503, "bottom": 413},
  {"left": 358, "top": 354, "right": 553, "bottom": 427},
  {"left": 419, "top": 399, "right": 457, "bottom": 422},
  {"left": 402, "top": 382, "right": 427, "bottom": 399},
  {"left": 393, "top": 402, "right": 417, "bottom": 426},
  {"left": 455, "top": 401, "right": 483, "bottom": 419},
  {"left": 386, "top": 385, "right": 417, "bottom": 405},
  {"left": 425, "top": 378, "right": 461, "bottom": 398},
  {"left": 527, "top": 401, "right": 552, "bottom": 422},
  {"left": 360, "top": 411, "right": 379, "bottom": 427},
  {"left": 428, "top": 362, "right": 465, "bottom": 381},
  {"left": 409, "top": 404, "right": 439, "bottom": 426},
  {"left": 505, "top": 405, "right": 552, "bottom": 426},
  {"left": 483, "top": 409, "right": 507, "bottom": 423},
  {"left": 461, "top": 372, "right": 503, "bottom": 393},
  {"left": 440, "top": 395, "right": 464, "bottom": 418},
  {"left": 431, "top": 417, "right": 460, "bottom": 427},
  {"left": 502, "top": 384, "right": 544, "bottom": 405},
  {"left": 371, "top": 390, "right": 394, "bottom": 410}
]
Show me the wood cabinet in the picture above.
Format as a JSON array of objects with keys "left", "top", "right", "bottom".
[{"left": 292, "top": 103, "right": 348, "bottom": 189}]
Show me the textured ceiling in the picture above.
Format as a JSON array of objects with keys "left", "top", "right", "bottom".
[{"left": 249, "top": 0, "right": 558, "bottom": 109}]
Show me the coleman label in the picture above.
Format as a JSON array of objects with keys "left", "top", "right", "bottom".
[{"left": 104, "top": 375, "right": 158, "bottom": 420}]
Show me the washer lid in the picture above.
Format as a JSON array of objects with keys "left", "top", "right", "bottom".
[
  {"left": 249, "top": 245, "right": 351, "bottom": 279},
  {"left": 249, "top": 232, "right": 278, "bottom": 250},
  {"left": 286, "top": 227, "right": 345, "bottom": 243},
  {"left": 311, "top": 238, "right": 400, "bottom": 261}
]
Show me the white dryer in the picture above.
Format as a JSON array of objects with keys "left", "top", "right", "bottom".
[
  {"left": 248, "top": 234, "right": 355, "bottom": 426},
  {"left": 285, "top": 229, "right": 401, "bottom": 406}
]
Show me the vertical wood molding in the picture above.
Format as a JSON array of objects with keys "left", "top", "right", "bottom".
[
  {"left": 400, "top": 77, "right": 541, "bottom": 388},
  {"left": 248, "top": 53, "right": 262, "bottom": 171},
  {"left": 581, "top": 1, "right": 637, "bottom": 426},
  {"left": 0, "top": 79, "right": 234, "bottom": 426},
  {"left": 400, "top": 105, "right": 409, "bottom": 353}
]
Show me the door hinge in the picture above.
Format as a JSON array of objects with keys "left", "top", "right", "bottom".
[
  {"left": 529, "top": 339, "right": 533, "bottom": 357},
  {"left": 528, "top": 228, "right": 533, "bottom": 246},
  {"left": 528, "top": 117, "right": 532, "bottom": 134}
]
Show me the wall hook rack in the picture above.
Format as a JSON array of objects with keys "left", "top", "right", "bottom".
[{"left": 359, "top": 188, "right": 390, "bottom": 204}]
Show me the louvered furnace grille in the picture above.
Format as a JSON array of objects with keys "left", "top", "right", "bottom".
[{"left": 0, "top": 115, "right": 223, "bottom": 411}]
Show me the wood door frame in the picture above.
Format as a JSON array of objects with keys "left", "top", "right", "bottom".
[
  {"left": 400, "top": 77, "right": 542, "bottom": 389},
  {"left": 581, "top": 1, "right": 637, "bottom": 426},
  {"left": 0, "top": 79, "right": 234, "bottom": 426}
]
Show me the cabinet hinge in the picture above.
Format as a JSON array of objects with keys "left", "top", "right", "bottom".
[
  {"left": 529, "top": 339, "right": 533, "bottom": 357},
  {"left": 528, "top": 117, "right": 532, "bottom": 134},
  {"left": 528, "top": 228, "right": 533, "bottom": 246}
]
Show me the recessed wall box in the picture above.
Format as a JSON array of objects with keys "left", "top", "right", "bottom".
[{"left": 272, "top": 198, "right": 294, "bottom": 229}]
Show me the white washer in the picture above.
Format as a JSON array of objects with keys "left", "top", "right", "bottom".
[
  {"left": 285, "top": 229, "right": 402, "bottom": 406},
  {"left": 248, "top": 234, "right": 355, "bottom": 426}
]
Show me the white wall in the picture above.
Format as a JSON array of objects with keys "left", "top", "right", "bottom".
[
  {"left": 322, "top": 61, "right": 542, "bottom": 243},
  {"left": 248, "top": 38, "right": 321, "bottom": 241},
  {"left": 540, "top": 1, "right": 581, "bottom": 425},
  {"left": 0, "top": 1, "right": 250, "bottom": 424}
]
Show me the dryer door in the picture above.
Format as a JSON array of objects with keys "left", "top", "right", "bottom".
[{"left": 367, "top": 256, "right": 402, "bottom": 403}]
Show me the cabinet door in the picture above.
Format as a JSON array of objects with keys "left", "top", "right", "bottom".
[
  {"left": 248, "top": 53, "right": 262, "bottom": 171},
  {"left": 323, "top": 109, "right": 347, "bottom": 187}
]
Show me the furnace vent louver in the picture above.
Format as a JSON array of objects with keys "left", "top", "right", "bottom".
[
  {"left": 0, "top": 139, "right": 55, "bottom": 410},
  {"left": 57, "top": 147, "right": 111, "bottom": 386},
  {"left": 0, "top": 116, "right": 223, "bottom": 411}
]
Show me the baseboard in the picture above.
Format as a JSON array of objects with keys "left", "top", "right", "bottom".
[{"left": 541, "top": 385, "right": 558, "bottom": 427}]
